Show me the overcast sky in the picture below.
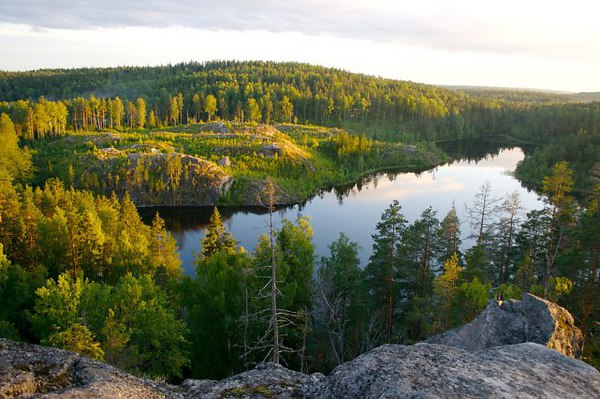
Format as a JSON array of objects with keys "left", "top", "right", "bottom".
[{"left": 0, "top": 0, "right": 598, "bottom": 92}]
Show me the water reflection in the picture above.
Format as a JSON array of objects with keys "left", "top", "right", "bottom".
[{"left": 140, "top": 146, "right": 544, "bottom": 275}]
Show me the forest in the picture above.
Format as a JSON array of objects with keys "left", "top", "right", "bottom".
[
  {"left": 1, "top": 61, "right": 600, "bottom": 380},
  {"left": 1, "top": 61, "right": 599, "bottom": 190}
]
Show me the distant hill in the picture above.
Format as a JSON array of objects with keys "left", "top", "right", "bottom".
[
  {"left": 566, "top": 92, "right": 600, "bottom": 102},
  {"left": 1, "top": 61, "right": 599, "bottom": 170},
  {"left": 442, "top": 85, "right": 574, "bottom": 105},
  {"left": 442, "top": 84, "right": 571, "bottom": 94},
  {"left": 443, "top": 85, "right": 600, "bottom": 104}
]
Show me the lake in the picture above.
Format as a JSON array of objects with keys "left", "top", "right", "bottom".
[{"left": 140, "top": 146, "right": 545, "bottom": 275}]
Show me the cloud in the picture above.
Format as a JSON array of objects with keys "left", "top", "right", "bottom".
[{"left": 2, "top": 0, "right": 599, "bottom": 64}]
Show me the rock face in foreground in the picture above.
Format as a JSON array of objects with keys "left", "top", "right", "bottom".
[
  {"left": 0, "top": 339, "right": 182, "bottom": 398},
  {"left": 181, "top": 363, "right": 322, "bottom": 399},
  {"left": 427, "top": 293, "right": 583, "bottom": 357},
  {"left": 312, "top": 343, "right": 600, "bottom": 399},
  {"left": 1, "top": 295, "right": 598, "bottom": 398}
]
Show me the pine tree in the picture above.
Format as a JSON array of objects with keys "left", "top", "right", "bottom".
[
  {"left": 438, "top": 202, "right": 461, "bottom": 261},
  {"left": 541, "top": 161, "right": 575, "bottom": 295},
  {"left": 148, "top": 213, "right": 181, "bottom": 278},
  {"left": 201, "top": 207, "right": 236, "bottom": 258},
  {"left": 399, "top": 207, "right": 441, "bottom": 340},
  {"left": 364, "top": 200, "right": 406, "bottom": 344}
]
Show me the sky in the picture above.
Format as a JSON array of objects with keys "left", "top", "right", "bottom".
[{"left": 0, "top": 0, "right": 598, "bottom": 92}]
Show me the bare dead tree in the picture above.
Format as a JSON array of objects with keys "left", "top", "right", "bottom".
[
  {"left": 495, "top": 191, "right": 523, "bottom": 284},
  {"left": 237, "top": 178, "right": 309, "bottom": 368},
  {"left": 266, "top": 178, "right": 280, "bottom": 364},
  {"left": 465, "top": 181, "right": 500, "bottom": 245}
]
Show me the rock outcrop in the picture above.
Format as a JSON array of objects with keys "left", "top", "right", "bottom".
[
  {"left": 310, "top": 342, "right": 600, "bottom": 398},
  {"left": 427, "top": 293, "right": 583, "bottom": 357},
  {"left": 1, "top": 295, "right": 598, "bottom": 398},
  {"left": 181, "top": 363, "right": 323, "bottom": 399},
  {"left": 90, "top": 151, "right": 233, "bottom": 207},
  {"left": 0, "top": 339, "right": 182, "bottom": 398}
]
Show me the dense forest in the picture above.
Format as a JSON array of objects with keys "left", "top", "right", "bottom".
[
  {"left": 2, "top": 159, "right": 600, "bottom": 379},
  {"left": 1, "top": 61, "right": 600, "bottom": 380},
  {"left": 25, "top": 122, "right": 444, "bottom": 207},
  {"left": 1, "top": 61, "right": 599, "bottom": 189}
]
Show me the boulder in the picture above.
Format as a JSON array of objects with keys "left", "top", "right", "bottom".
[
  {"left": 0, "top": 339, "right": 182, "bottom": 398},
  {"left": 427, "top": 293, "right": 583, "bottom": 357},
  {"left": 310, "top": 343, "right": 600, "bottom": 399},
  {"left": 217, "top": 156, "right": 232, "bottom": 167},
  {"left": 181, "top": 363, "right": 324, "bottom": 399}
]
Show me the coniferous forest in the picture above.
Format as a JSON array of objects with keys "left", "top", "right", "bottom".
[{"left": 1, "top": 61, "right": 600, "bottom": 380}]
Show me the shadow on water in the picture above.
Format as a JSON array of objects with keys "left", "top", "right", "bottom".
[{"left": 138, "top": 204, "right": 292, "bottom": 243}]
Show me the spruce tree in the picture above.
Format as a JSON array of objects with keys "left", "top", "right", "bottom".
[{"left": 201, "top": 207, "right": 236, "bottom": 258}]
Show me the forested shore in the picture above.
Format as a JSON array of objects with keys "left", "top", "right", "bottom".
[{"left": 1, "top": 61, "right": 600, "bottom": 380}]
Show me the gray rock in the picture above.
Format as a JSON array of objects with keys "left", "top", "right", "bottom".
[
  {"left": 311, "top": 343, "right": 600, "bottom": 399},
  {"left": 427, "top": 294, "right": 583, "bottom": 357},
  {"left": 181, "top": 363, "right": 324, "bottom": 399},
  {"left": 217, "top": 156, "right": 232, "bottom": 167},
  {"left": 1, "top": 294, "right": 596, "bottom": 398},
  {"left": 0, "top": 338, "right": 182, "bottom": 398}
]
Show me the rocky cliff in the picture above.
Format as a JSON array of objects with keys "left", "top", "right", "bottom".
[
  {"left": 427, "top": 293, "right": 584, "bottom": 357},
  {"left": 1, "top": 295, "right": 598, "bottom": 398}
]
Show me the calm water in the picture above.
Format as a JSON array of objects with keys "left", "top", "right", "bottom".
[{"left": 140, "top": 146, "right": 544, "bottom": 275}]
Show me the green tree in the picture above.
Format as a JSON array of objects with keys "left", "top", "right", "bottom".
[
  {"left": 32, "top": 272, "right": 189, "bottom": 380},
  {"left": 49, "top": 323, "right": 104, "bottom": 360},
  {"left": 0, "top": 252, "right": 40, "bottom": 340},
  {"left": 434, "top": 252, "right": 462, "bottom": 302},
  {"left": 246, "top": 98, "right": 262, "bottom": 123},
  {"left": 399, "top": 207, "right": 441, "bottom": 341},
  {"left": 541, "top": 161, "right": 575, "bottom": 295},
  {"left": 31, "top": 273, "right": 87, "bottom": 343},
  {"left": 183, "top": 250, "right": 251, "bottom": 379},
  {"left": 261, "top": 94, "right": 273, "bottom": 124},
  {"left": 148, "top": 213, "right": 182, "bottom": 280},
  {"left": 110, "top": 274, "right": 189, "bottom": 379},
  {"left": 148, "top": 110, "right": 157, "bottom": 128},
  {"left": 136, "top": 97, "right": 146, "bottom": 128},
  {"left": 280, "top": 96, "right": 294, "bottom": 123},
  {"left": 433, "top": 252, "right": 462, "bottom": 332},
  {"left": 204, "top": 94, "right": 217, "bottom": 122},
  {"left": 201, "top": 207, "right": 236, "bottom": 258},
  {"left": 0, "top": 113, "right": 32, "bottom": 181},
  {"left": 316, "top": 233, "right": 365, "bottom": 366},
  {"left": 192, "top": 93, "right": 201, "bottom": 121},
  {"left": 364, "top": 200, "right": 406, "bottom": 344},
  {"left": 457, "top": 276, "right": 491, "bottom": 322},
  {"left": 438, "top": 203, "right": 461, "bottom": 261},
  {"left": 109, "top": 97, "right": 124, "bottom": 129}
]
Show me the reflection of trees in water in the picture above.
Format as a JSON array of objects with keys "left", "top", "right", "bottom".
[
  {"left": 437, "top": 137, "right": 536, "bottom": 162},
  {"left": 138, "top": 204, "right": 293, "bottom": 235},
  {"left": 139, "top": 140, "right": 532, "bottom": 239}
]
